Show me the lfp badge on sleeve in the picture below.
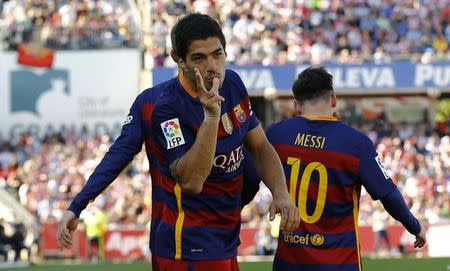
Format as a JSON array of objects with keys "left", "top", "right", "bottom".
[{"left": 161, "top": 118, "right": 185, "bottom": 149}]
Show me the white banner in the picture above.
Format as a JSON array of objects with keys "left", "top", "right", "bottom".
[
  {"left": 0, "top": 49, "right": 140, "bottom": 137},
  {"left": 427, "top": 224, "right": 450, "bottom": 257}
]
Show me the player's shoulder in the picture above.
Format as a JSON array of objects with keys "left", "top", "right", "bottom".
[
  {"left": 224, "top": 69, "right": 246, "bottom": 91},
  {"left": 225, "top": 69, "right": 241, "bottom": 80},
  {"left": 139, "top": 77, "right": 178, "bottom": 103},
  {"left": 336, "top": 121, "right": 373, "bottom": 149},
  {"left": 265, "top": 118, "right": 300, "bottom": 140},
  {"left": 151, "top": 78, "right": 185, "bottom": 117},
  {"left": 267, "top": 117, "right": 297, "bottom": 131}
]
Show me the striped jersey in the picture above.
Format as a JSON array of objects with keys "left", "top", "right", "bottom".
[
  {"left": 68, "top": 75, "right": 261, "bottom": 256},
  {"left": 266, "top": 115, "right": 398, "bottom": 271},
  {"left": 151, "top": 69, "right": 259, "bottom": 260}
]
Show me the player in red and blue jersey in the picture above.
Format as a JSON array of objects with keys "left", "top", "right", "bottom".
[
  {"left": 266, "top": 67, "right": 426, "bottom": 271},
  {"left": 149, "top": 13, "right": 299, "bottom": 271},
  {"left": 56, "top": 13, "right": 270, "bottom": 271},
  {"left": 57, "top": 64, "right": 262, "bottom": 271}
]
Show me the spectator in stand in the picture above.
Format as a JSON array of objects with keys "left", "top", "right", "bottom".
[
  {"left": 141, "top": 0, "right": 450, "bottom": 67},
  {"left": 0, "top": 0, "right": 140, "bottom": 50},
  {"left": 2, "top": 1, "right": 449, "bottom": 63}
]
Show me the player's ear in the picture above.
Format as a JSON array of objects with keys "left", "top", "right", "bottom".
[
  {"left": 177, "top": 57, "right": 187, "bottom": 71},
  {"left": 331, "top": 92, "right": 338, "bottom": 117},
  {"left": 178, "top": 58, "right": 187, "bottom": 71},
  {"left": 331, "top": 92, "right": 337, "bottom": 108}
]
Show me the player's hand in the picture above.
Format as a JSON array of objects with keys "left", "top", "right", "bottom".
[
  {"left": 269, "top": 193, "right": 300, "bottom": 233},
  {"left": 195, "top": 68, "right": 224, "bottom": 118},
  {"left": 56, "top": 210, "right": 79, "bottom": 250},
  {"left": 414, "top": 221, "right": 426, "bottom": 248}
]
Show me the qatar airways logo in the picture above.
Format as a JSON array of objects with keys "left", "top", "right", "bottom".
[{"left": 213, "top": 145, "right": 244, "bottom": 173}]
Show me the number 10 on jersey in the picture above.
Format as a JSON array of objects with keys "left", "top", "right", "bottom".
[{"left": 287, "top": 157, "right": 328, "bottom": 224}]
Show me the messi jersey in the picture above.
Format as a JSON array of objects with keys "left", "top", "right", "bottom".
[
  {"left": 151, "top": 69, "right": 259, "bottom": 260},
  {"left": 266, "top": 115, "right": 397, "bottom": 271}
]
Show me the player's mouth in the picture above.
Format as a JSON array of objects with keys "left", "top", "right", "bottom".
[{"left": 205, "top": 74, "right": 221, "bottom": 81}]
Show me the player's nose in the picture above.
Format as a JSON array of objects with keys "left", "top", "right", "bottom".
[{"left": 206, "top": 56, "right": 219, "bottom": 73}]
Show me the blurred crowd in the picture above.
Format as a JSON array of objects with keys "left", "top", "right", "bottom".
[
  {"left": 1, "top": 119, "right": 448, "bottom": 227},
  {"left": 0, "top": 0, "right": 140, "bottom": 50},
  {"left": 1, "top": 0, "right": 450, "bottom": 64},
  {"left": 0, "top": 112, "right": 449, "bottom": 259},
  {"left": 148, "top": 0, "right": 450, "bottom": 66},
  {"left": 358, "top": 122, "right": 450, "bottom": 226},
  {"left": 0, "top": 129, "right": 151, "bottom": 227}
]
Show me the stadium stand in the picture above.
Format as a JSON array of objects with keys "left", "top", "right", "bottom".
[
  {"left": 0, "top": 0, "right": 449, "bottom": 263},
  {"left": 0, "top": 0, "right": 140, "bottom": 50},
  {"left": 144, "top": 0, "right": 450, "bottom": 66},
  {"left": 1, "top": 1, "right": 449, "bottom": 63}
]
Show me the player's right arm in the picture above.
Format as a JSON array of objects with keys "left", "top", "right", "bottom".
[
  {"left": 173, "top": 71, "right": 222, "bottom": 194},
  {"left": 358, "top": 136, "right": 426, "bottom": 248},
  {"left": 57, "top": 93, "right": 146, "bottom": 250}
]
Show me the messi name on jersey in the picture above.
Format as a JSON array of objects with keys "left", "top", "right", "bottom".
[{"left": 294, "top": 133, "right": 326, "bottom": 149}]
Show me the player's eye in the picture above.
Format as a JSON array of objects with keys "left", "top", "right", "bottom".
[{"left": 192, "top": 55, "right": 205, "bottom": 62}]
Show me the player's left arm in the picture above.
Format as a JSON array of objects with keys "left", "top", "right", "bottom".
[
  {"left": 245, "top": 124, "right": 300, "bottom": 232},
  {"left": 241, "top": 148, "right": 261, "bottom": 207},
  {"left": 358, "top": 136, "right": 426, "bottom": 248}
]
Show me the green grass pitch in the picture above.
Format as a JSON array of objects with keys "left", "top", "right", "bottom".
[{"left": 5, "top": 257, "right": 450, "bottom": 271}]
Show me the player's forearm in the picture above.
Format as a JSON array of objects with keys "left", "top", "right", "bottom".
[
  {"left": 174, "top": 121, "right": 219, "bottom": 194},
  {"left": 251, "top": 141, "right": 289, "bottom": 198},
  {"left": 68, "top": 150, "right": 133, "bottom": 217},
  {"left": 69, "top": 133, "right": 142, "bottom": 217},
  {"left": 380, "top": 188, "right": 421, "bottom": 235}
]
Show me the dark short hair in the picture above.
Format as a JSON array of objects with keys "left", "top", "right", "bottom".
[
  {"left": 292, "top": 66, "right": 333, "bottom": 104},
  {"left": 171, "top": 13, "right": 226, "bottom": 60}
]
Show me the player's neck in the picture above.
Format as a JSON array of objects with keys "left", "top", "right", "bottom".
[
  {"left": 179, "top": 71, "right": 199, "bottom": 98},
  {"left": 300, "top": 105, "right": 334, "bottom": 118}
]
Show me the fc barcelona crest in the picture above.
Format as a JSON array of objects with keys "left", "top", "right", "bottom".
[
  {"left": 221, "top": 113, "right": 233, "bottom": 135},
  {"left": 233, "top": 104, "right": 246, "bottom": 123}
]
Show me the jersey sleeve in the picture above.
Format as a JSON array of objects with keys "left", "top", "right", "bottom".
[
  {"left": 380, "top": 188, "right": 421, "bottom": 235},
  {"left": 358, "top": 136, "right": 396, "bottom": 200},
  {"left": 151, "top": 103, "right": 195, "bottom": 167},
  {"left": 68, "top": 93, "right": 145, "bottom": 217},
  {"left": 247, "top": 98, "right": 260, "bottom": 131}
]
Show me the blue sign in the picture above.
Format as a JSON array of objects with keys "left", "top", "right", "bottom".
[{"left": 152, "top": 62, "right": 450, "bottom": 94}]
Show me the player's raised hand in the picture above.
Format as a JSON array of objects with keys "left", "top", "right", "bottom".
[
  {"left": 414, "top": 221, "right": 427, "bottom": 248},
  {"left": 269, "top": 194, "right": 300, "bottom": 233},
  {"left": 195, "top": 68, "right": 224, "bottom": 120},
  {"left": 56, "top": 210, "right": 79, "bottom": 250}
]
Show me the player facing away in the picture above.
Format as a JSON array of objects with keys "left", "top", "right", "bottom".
[
  {"left": 267, "top": 67, "right": 426, "bottom": 271},
  {"left": 149, "top": 13, "right": 299, "bottom": 271}
]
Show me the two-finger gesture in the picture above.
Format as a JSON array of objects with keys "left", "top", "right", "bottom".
[{"left": 194, "top": 68, "right": 224, "bottom": 118}]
